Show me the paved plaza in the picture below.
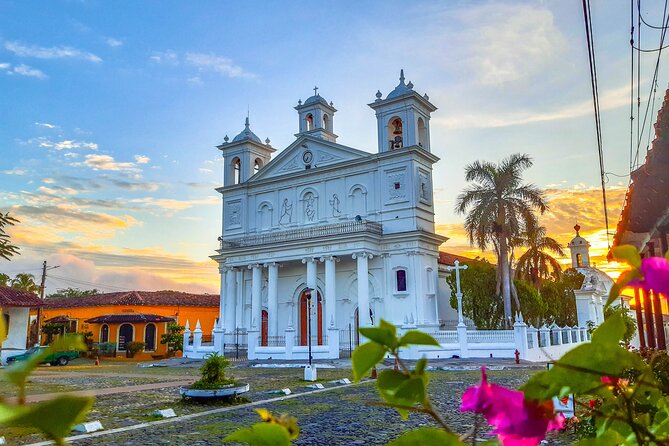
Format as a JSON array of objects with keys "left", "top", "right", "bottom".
[{"left": 0, "top": 358, "right": 573, "bottom": 445}]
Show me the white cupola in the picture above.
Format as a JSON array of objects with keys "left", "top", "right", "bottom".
[
  {"left": 217, "top": 117, "right": 275, "bottom": 186},
  {"left": 368, "top": 69, "right": 437, "bottom": 153},
  {"left": 295, "top": 87, "right": 338, "bottom": 142},
  {"left": 568, "top": 224, "right": 591, "bottom": 268}
]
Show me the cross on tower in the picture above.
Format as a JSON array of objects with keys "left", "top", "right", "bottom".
[
  {"left": 313, "top": 86, "right": 319, "bottom": 96},
  {"left": 446, "top": 260, "right": 468, "bottom": 325}
]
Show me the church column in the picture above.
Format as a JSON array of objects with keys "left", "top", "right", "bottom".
[
  {"left": 321, "top": 256, "right": 338, "bottom": 328},
  {"left": 302, "top": 257, "right": 318, "bottom": 343},
  {"left": 266, "top": 262, "right": 279, "bottom": 336},
  {"left": 218, "top": 267, "right": 226, "bottom": 330},
  {"left": 249, "top": 264, "right": 262, "bottom": 330},
  {"left": 353, "top": 252, "right": 373, "bottom": 327},
  {"left": 236, "top": 269, "right": 244, "bottom": 330},
  {"left": 224, "top": 267, "right": 237, "bottom": 333}
]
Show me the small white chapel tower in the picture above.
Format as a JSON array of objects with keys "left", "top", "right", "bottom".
[{"left": 217, "top": 117, "right": 275, "bottom": 186}]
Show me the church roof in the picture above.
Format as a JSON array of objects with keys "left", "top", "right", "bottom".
[
  {"left": 386, "top": 69, "right": 413, "bottom": 99},
  {"left": 232, "top": 117, "right": 262, "bottom": 143},
  {"left": 568, "top": 224, "right": 590, "bottom": 247},
  {"left": 304, "top": 94, "right": 330, "bottom": 106}
]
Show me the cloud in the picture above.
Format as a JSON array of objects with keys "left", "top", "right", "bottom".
[
  {"left": 134, "top": 155, "right": 150, "bottom": 164},
  {"left": 82, "top": 154, "right": 141, "bottom": 172},
  {"left": 4, "top": 40, "right": 102, "bottom": 63},
  {"left": 37, "top": 186, "right": 79, "bottom": 195},
  {"left": 128, "top": 196, "right": 219, "bottom": 210},
  {"left": 437, "top": 84, "right": 630, "bottom": 129},
  {"left": 28, "top": 137, "right": 98, "bottom": 151},
  {"left": 1, "top": 62, "right": 47, "bottom": 79},
  {"left": 149, "top": 50, "right": 178, "bottom": 65},
  {"left": 108, "top": 178, "right": 159, "bottom": 191},
  {"left": 184, "top": 52, "right": 254, "bottom": 78},
  {"left": 2, "top": 168, "right": 27, "bottom": 175},
  {"left": 35, "top": 122, "right": 58, "bottom": 129},
  {"left": 105, "top": 37, "right": 123, "bottom": 48}
]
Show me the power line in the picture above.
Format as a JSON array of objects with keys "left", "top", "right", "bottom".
[
  {"left": 582, "top": 0, "right": 611, "bottom": 250},
  {"left": 638, "top": 0, "right": 669, "bottom": 29},
  {"left": 48, "top": 273, "right": 129, "bottom": 292}
]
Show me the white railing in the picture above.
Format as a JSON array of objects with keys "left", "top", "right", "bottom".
[
  {"left": 219, "top": 220, "right": 383, "bottom": 249},
  {"left": 429, "top": 331, "right": 459, "bottom": 344},
  {"left": 467, "top": 330, "right": 515, "bottom": 343}
]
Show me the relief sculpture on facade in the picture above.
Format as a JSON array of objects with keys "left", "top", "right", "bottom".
[{"left": 279, "top": 198, "right": 293, "bottom": 226}]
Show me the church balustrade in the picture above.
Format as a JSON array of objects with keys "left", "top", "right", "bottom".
[
  {"left": 466, "top": 330, "right": 515, "bottom": 344},
  {"left": 219, "top": 220, "right": 383, "bottom": 249},
  {"left": 261, "top": 335, "right": 286, "bottom": 347},
  {"left": 428, "top": 330, "right": 459, "bottom": 344}
]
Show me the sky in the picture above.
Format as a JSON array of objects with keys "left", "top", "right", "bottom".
[{"left": 1, "top": 0, "right": 666, "bottom": 294}]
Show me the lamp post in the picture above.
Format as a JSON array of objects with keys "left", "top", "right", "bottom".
[{"left": 303, "top": 287, "right": 317, "bottom": 381}]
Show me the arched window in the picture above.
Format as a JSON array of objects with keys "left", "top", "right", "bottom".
[
  {"left": 258, "top": 202, "right": 273, "bottom": 231},
  {"left": 417, "top": 117, "right": 427, "bottom": 148},
  {"left": 100, "top": 324, "right": 109, "bottom": 343},
  {"left": 144, "top": 324, "right": 156, "bottom": 351},
  {"left": 232, "top": 158, "right": 241, "bottom": 184},
  {"left": 306, "top": 114, "right": 314, "bottom": 131},
  {"left": 118, "top": 324, "right": 134, "bottom": 352},
  {"left": 388, "top": 117, "right": 403, "bottom": 150},
  {"left": 261, "top": 310, "right": 268, "bottom": 346},
  {"left": 322, "top": 114, "right": 329, "bottom": 131},
  {"left": 396, "top": 270, "right": 407, "bottom": 292},
  {"left": 254, "top": 158, "right": 263, "bottom": 175},
  {"left": 576, "top": 253, "right": 583, "bottom": 268}
]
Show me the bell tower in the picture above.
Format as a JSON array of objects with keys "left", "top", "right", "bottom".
[
  {"left": 295, "top": 87, "right": 338, "bottom": 142},
  {"left": 568, "top": 224, "right": 591, "bottom": 268},
  {"left": 217, "top": 117, "right": 275, "bottom": 187},
  {"left": 368, "top": 69, "right": 437, "bottom": 153}
]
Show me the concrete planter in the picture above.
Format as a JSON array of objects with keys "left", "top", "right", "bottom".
[{"left": 179, "top": 383, "right": 250, "bottom": 399}]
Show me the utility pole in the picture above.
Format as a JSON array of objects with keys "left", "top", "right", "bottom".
[{"left": 35, "top": 261, "right": 59, "bottom": 345}]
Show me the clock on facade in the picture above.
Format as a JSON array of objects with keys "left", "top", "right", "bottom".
[{"left": 302, "top": 150, "right": 313, "bottom": 164}]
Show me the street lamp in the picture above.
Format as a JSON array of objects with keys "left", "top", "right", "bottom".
[{"left": 303, "top": 287, "right": 317, "bottom": 381}]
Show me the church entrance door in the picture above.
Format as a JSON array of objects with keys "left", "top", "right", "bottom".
[
  {"left": 299, "top": 290, "right": 322, "bottom": 346},
  {"left": 261, "top": 310, "right": 268, "bottom": 346}
]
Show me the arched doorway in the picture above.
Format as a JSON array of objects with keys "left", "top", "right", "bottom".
[
  {"left": 118, "top": 324, "right": 134, "bottom": 352},
  {"left": 144, "top": 324, "right": 156, "bottom": 351},
  {"left": 261, "top": 310, "right": 268, "bottom": 346},
  {"left": 100, "top": 324, "right": 109, "bottom": 343},
  {"left": 299, "top": 289, "right": 323, "bottom": 346}
]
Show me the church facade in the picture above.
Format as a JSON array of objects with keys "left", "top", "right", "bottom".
[{"left": 210, "top": 72, "right": 448, "bottom": 356}]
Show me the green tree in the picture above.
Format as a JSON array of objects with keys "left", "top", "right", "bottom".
[
  {"left": 539, "top": 269, "right": 582, "bottom": 327},
  {"left": 0, "top": 273, "right": 10, "bottom": 286},
  {"left": 160, "top": 322, "right": 185, "bottom": 355},
  {"left": 514, "top": 222, "right": 564, "bottom": 288},
  {"left": 603, "top": 304, "right": 636, "bottom": 344},
  {"left": 447, "top": 259, "right": 504, "bottom": 329},
  {"left": 512, "top": 279, "right": 547, "bottom": 327},
  {"left": 0, "top": 211, "right": 20, "bottom": 261},
  {"left": 455, "top": 154, "right": 547, "bottom": 326},
  {"left": 11, "top": 273, "right": 39, "bottom": 294},
  {"left": 47, "top": 287, "right": 98, "bottom": 299}
]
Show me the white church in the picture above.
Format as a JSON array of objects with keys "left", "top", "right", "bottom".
[{"left": 182, "top": 72, "right": 599, "bottom": 361}]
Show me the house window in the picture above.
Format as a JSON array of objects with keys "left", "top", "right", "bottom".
[
  {"left": 396, "top": 270, "right": 407, "bottom": 292},
  {"left": 100, "top": 324, "right": 109, "bottom": 343}
]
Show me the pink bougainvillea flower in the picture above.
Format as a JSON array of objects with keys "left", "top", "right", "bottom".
[
  {"left": 461, "top": 368, "right": 564, "bottom": 446},
  {"left": 629, "top": 257, "right": 669, "bottom": 297}
]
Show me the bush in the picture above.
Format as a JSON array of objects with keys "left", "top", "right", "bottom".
[
  {"left": 191, "top": 352, "right": 234, "bottom": 389},
  {"left": 126, "top": 341, "right": 145, "bottom": 358},
  {"left": 160, "top": 322, "right": 184, "bottom": 355},
  {"left": 97, "top": 342, "right": 116, "bottom": 356}
]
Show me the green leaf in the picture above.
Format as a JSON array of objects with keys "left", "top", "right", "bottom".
[
  {"left": 224, "top": 422, "right": 292, "bottom": 446},
  {"left": 415, "top": 357, "right": 428, "bottom": 375},
  {"left": 3, "top": 395, "right": 93, "bottom": 442},
  {"left": 387, "top": 427, "right": 465, "bottom": 446},
  {"left": 572, "top": 430, "right": 625, "bottom": 446},
  {"left": 398, "top": 331, "right": 440, "bottom": 347},
  {"left": 394, "top": 377, "right": 426, "bottom": 405},
  {"left": 377, "top": 370, "right": 409, "bottom": 391},
  {"left": 606, "top": 268, "right": 641, "bottom": 307},
  {"left": 611, "top": 245, "right": 642, "bottom": 269},
  {"left": 359, "top": 320, "right": 398, "bottom": 350},
  {"left": 352, "top": 342, "right": 386, "bottom": 382}
]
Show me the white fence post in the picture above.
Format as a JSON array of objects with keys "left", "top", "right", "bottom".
[
  {"left": 328, "top": 327, "right": 340, "bottom": 359},
  {"left": 457, "top": 324, "right": 469, "bottom": 358},
  {"left": 213, "top": 319, "right": 224, "bottom": 354},
  {"left": 247, "top": 329, "right": 259, "bottom": 360},
  {"left": 539, "top": 325, "right": 550, "bottom": 347},
  {"left": 513, "top": 313, "right": 528, "bottom": 359},
  {"left": 193, "top": 320, "right": 203, "bottom": 352},
  {"left": 285, "top": 327, "right": 295, "bottom": 360},
  {"left": 182, "top": 320, "right": 191, "bottom": 356}
]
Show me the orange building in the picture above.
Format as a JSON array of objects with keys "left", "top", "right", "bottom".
[{"left": 39, "top": 291, "right": 219, "bottom": 360}]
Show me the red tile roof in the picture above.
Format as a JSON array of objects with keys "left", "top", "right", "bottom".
[
  {"left": 43, "top": 290, "right": 219, "bottom": 309},
  {"left": 84, "top": 313, "right": 176, "bottom": 324},
  {"left": 0, "top": 286, "right": 44, "bottom": 308},
  {"left": 438, "top": 251, "right": 477, "bottom": 266}
]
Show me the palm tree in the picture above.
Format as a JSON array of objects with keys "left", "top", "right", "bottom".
[
  {"left": 455, "top": 153, "right": 547, "bottom": 326},
  {"left": 0, "top": 212, "right": 20, "bottom": 261},
  {"left": 11, "top": 273, "right": 40, "bottom": 294},
  {"left": 515, "top": 222, "right": 565, "bottom": 288},
  {"left": 0, "top": 273, "right": 9, "bottom": 286}
]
